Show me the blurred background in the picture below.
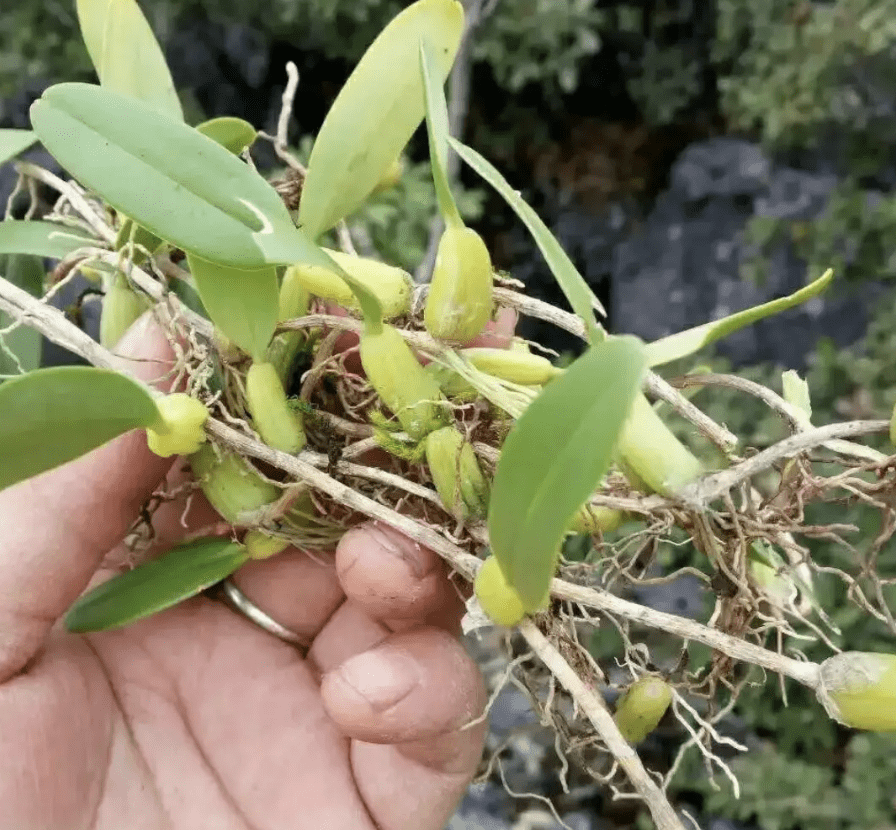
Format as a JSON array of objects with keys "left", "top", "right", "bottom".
[{"left": 3, "top": 1, "right": 896, "bottom": 828}]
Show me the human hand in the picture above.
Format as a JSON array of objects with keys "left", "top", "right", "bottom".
[{"left": 0, "top": 314, "right": 487, "bottom": 830}]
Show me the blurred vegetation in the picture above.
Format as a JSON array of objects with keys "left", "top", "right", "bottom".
[{"left": 4, "top": 1, "right": 896, "bottom": 827}]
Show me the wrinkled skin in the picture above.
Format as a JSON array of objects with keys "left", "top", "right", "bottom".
[{"left": 0, "top": 314, "right": 488, "bottom": 830}]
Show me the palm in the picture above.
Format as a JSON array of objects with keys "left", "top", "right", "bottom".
[
  {"left": 24, "top": 600, "right": 376, "bottom": 829},
  {"left": 7, "top": 543, "right": 485, "bottom": 830}
]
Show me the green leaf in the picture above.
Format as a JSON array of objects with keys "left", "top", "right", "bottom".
[
  {"left": 0, "top": 220, "right": 96, "bottom": 259},
  {"left": 488, "top": 336, "right": 646, "bottom": 609},
  {"left": 168, "top": 273, "right": 208, "bottom": 319},
  {"left": 76, "top": 0, "right": 183, "bottom": 120},
  {"left": 30, "top": 83, "right": 295, "bottom": 269},
  {"left": 644, "top": 268, "right": 834, "bottom": 367},
  {"left": 114, "top": 216, "right": 164, "bottom": 265},
  {"left": 0, "top": 366, "right": 159, "bottom": 491},
  {"left": 419, "top": 40, "right": 462, "bottom": 227},
  {"left": 65, "top": 537, "right": 248, "bottom": 632},
  {"left": 186, "top": 254, "right": 278, "bottom": 362},
  {"left": 782, "top": 369, "right": 812, "bottom": 422},
  {"left": 449, "top": 137, "right": 605, "bottom": 339},
  {"left": 299, "top": 0, "right": 464, "bottom": 239},
  {"left": 0, "top": 254, "right": 44, "bottom": 376},
  {"left": 111, "top": 116, "right": 255, "bottom": 270},
  {"left": 30, "top": 84, "right": 384, "bottom": 324},
  {"left": 0, "top": 129, "right": 38, "bottom": 165},
  {"left": 196, "top": 116, "right": 257, "bottom": 154}
]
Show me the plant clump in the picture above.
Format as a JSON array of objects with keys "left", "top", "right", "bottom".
[{"left": 3, "top": 2, "right": 896, "bottom": 828}]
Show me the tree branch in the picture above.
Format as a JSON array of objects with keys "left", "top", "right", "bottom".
[
  {"left": 672, "top": 372, "right": 888, "bottom": 464},
  {"left": 678, "top": 420, "right": 890, "bottom": 509}
]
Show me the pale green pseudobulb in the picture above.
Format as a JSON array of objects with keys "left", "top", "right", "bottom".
[
  {"left": 460, "top": 347, "right": 561, "bottom": 385},
  {"left": 424, "top": 425, "right": 489, "bottom": 520},
  {"left": 146, "top": 393, "right": 208, "bottom": 457},
  {"left": 816, "top": 651, "right": 896, "bottom": 731},
  {"left": 244, "top": 530, "right": 289, "bottom": 560},
  {"left": 245, "top": 361, "right": 306, "bottom": 454},
  {"left": 359, "top": 323, "right": 448, "bottom": 440},
  {"left": 473, "top": 555, "right": 528, "bottom": 627},
  {"left": 613, "top": 677, "right": 673, "bottom": 743},
  {"left": 99, "top": 274, "right": 150, "bottom": 349},
  {"left": 189, "top": 443, "right": 281, "bottom": 526},
  {"left": 284, "top": 249, "right": 412, "bottom": 320},
  {"left": 570, "top": 502, "right": 626, "bottom": 535},
  {"left": 615, "top": 393, "right": 703, "bottom": 496},
  {"left": 424, "top": 225, "right": 494, "bottom": 342}
]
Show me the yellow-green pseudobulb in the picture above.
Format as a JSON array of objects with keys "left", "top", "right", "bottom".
[
  {"left": 460, "top": 347, "right": 561, "bottom": 386},
  {"left": 613, "top": 677, "right": 673, "bottom": 743},
  {"left": 569, "top": 502, "right": 626, "bottom": 535},
  {"left": 424, "top": 225, "right": 494, "bottom": 342},
  {"left": 245, "top": 361, "right": 306, "bottom": 454},
  {"left": 748, "top": 543, "right": 797, "bottom": 609},
  {"left": 817, "top": 651, "right": 896, "bottom": 731},
  {"left": 473, "top": 555, "right": 528, "bottom": 627},
  {"left": 146, "top": 393, "right": 208, "bottom": 457},
  {"left": 283, "top": 249, "right": 412, "bottom": 319},
  {"left": 616, "top": 393, "right": 703, "bottom": 496},
  {"left": 424, "top": 425, "right": 489, "bottom": 520},
  {"left": 189, "top": 443, "right": 281, "bottom": 526},
  {"left": 244, "top": 530, "right": 289, "bottom": 560},
  {"left": 359, "top": 323, "right": 448, "bottom": 440},
  {"left": 100, "top": 274, "right": 150, "bottom": 349},
  {"left": 267, "top": 267, "right": 311, "bottom": 385}
]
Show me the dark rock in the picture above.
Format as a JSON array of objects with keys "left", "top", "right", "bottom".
[
  {"left": 705, "top": 818, "right": 756, "bottom": 830},
  {"left": 669, "top": 139, "right": 771, "bottom": 202},
  {"left": 610, "top": 139, "right": 889, "bottom": 369},
  {"left": 448, "top": 782, "right": 513, "bottom": 830},
  {"left": 632, "top": 573, "right": 707, "bottom": 619},
  {"left": 488, "top": 684, "right": 538, "bottom": 737},
  {"left": 556, "top": 809, "right": 606, "bottom": 830},
  {"left": 754, "top": 168, "right": 837, "bottom": 220}
]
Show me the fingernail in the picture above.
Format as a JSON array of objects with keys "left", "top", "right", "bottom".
[
  {"left": 366, "top": 522, "right": 433, "bottom": 580},
  {"left": 334, "top": 648, "right": 420, "bottom": 711}
]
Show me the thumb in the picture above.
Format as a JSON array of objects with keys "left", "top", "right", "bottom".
[{"left": 0, "top": 312, "right": 177, "bottom": 681}]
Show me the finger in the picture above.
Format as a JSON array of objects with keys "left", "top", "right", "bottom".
[
  {"left": 321, "top": 628, "right": 487, "bottom": 830},
  {"left": 321, "top": 303, "right": 362, "bottom": 372},
  {"left": 229, "top": 548, "right": 345, "bottom": 649},
  {"left": 226, "top": 517, "right": 466, "bottom": 658},
  {"left": 466, "top": 305, "right": 518, "bottom": 348},
  {"left": 0, "top": 312, "right": 176, "bottom": 680},
  {"left": 306, "top": 522, "right": 464, "bottom": 680},
  {"left": 334, "top": 523, "right": 464, "bottom": 630}
]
